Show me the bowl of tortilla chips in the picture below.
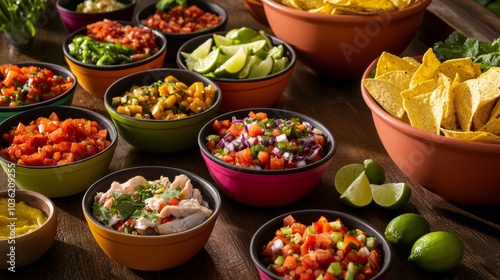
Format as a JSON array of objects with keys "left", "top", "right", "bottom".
[
  {"left": 361, "top": 48, "right": 500, "bottom": 205},
  {"left": 261, "top": 0, "right": 431, "bottom": 79}
]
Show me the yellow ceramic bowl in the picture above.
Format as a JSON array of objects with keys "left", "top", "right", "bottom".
[
  {"left": 62, "top": 22, "right": 167, "bottom": 98},
  {"left": 0, "top": 190, "right": 57, "bottom": 269},
  {"left": 82, "top": 166, "right": 222, "bottom": 271}
]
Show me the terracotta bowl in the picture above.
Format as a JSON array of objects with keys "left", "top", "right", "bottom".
[
  {"left": 250, "top": 209, "right": 392, "bottom": 279},
  {"left": 0, "top": 190, "right": 57, "bottom": 269},
  {"left": 361, "top": 57, "right": 500, "bottom": 205},
  {"left": 243, "top": 0, "right": 269, "bottom": 26},
  {"left": 136, "top": 0, "right": 228, "bottom": 62},
  {"left": 0, "top": 105, "right": 118, "bottom": 198},
  {"left": 198, "top": 108, "right": 336, "bottom": 207},
  {"left": 261, "top": 0, "right": 431, "bottom": 79},
  {"left": 62, "top": 21, "right": 167, "bottom": 98},
  {"left": 0, "top": 62, "right": 77, "bottom": 123},
  {"left": 57, "top": 0, "right": 137, "bottom": 33},
  {"left": 82, "top": 166, "right": 222, "bottom": 271},
  {"left": 177, "top": 32, "right": 296, "bottom": 113},
  {"left": 104, "top": 68, "right": 222, "bottom": 153}
]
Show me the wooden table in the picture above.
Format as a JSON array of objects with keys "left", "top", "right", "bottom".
[{"left": 1, "top": 1, "right": 499, "bottom": 279}]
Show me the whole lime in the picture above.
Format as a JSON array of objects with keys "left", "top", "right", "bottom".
[
  {"left": 408, "top": 231, "right": 464, "bottom": 272},
  {"left": 384, "top": 213, "right": 430, "bottom": 249}
]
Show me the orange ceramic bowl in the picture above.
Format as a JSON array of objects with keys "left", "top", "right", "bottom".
[
  {"left": 243, "top": 0, "right": 269, "bottom": 26},
  {"left": 62, "top": 22, "right": 167, "bottom": 98},
  {"left": 82, "top": 166, "right": 221, "bottom": 271},
  {"left": 261, "top": 0, "right": 431, "bottom": 79},
  {"left": 361, "top": 57, "right": 500, "bottom": 205},
  {"left": 177, "top": 32, "right": 296, "bottom": 113}
]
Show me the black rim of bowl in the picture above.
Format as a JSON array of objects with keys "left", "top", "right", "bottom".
[
  {"left": 176, "top": 31, "right": 297, "bottom": 83},
  {"left": 250, "top": 209, "right": 392, "bottom": 280},
  {"left": 0, "top": 62, "right": 77, "bottom": 113},
  {"left": 82, "top": 165, "right": 221, "bottom": 238},
  {"left": 103, "top": 68, "right": 222, "bottom": 123},
  {"left": 0, "top": 105, "right": 118, "bottom": 169},
  {"left": 62, "top": 21, "right": 167, "bottom": 71},
  {"left": 198, "top": 107, "right": 336, "bottom": 175},
  {"left": 57, "top": 0, "right": 136, "bottom": 14}
]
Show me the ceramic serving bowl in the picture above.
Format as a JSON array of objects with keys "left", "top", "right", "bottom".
[
  {"left": 198, "top": 108, "right": 336, "bottom": 207},
  {"left": 62, "top": 21, "right": 167, "bottom": 98},
  {"left": 104, "top": 68, "right": 222, "bottom": 153},
  {"left": 82, "top": 166, "right": 222, "bottom": 271},
  {"left": 361, "top": 57, "right": 500, "bottom": 205},
  {"left": 250, "top": 209, "right": 392, "bottom": 279},
  {"left": 136, "top": 0, "right": 228, "bottom": 61},
  {"left": 0, "top": 190, "right": 57, "bottom": 269},
  {"left": 177, "top": 32, "right": 296, "bottom": 113},
  {"left": 57, "top": 0, "right": 137, "bottom": 33},
  {"left": 261, "top": 0, "right": 431, "bottom": 79},
  {"left": 0, "top": 62, "right": 77, "bottom": 123},
  {"left": 0, "top": 105, "right": 118, "bottom": 198},
  {"left": 243, "top": 0, "right": 269, "bottom": 26}
]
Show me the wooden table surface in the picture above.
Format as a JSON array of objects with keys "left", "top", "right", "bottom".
[{"left": 1, "top": 0, "right": 499, "bottom": 279}]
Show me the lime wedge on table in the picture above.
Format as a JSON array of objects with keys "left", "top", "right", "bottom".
[
  {"left": 371, "top": 182, "right": 411, "bottom": 209},
  {"left": 181, "top": 38, "right": 213, "bottom": 59},
  {"left": 192, "top": 48, "right": 220, "bottom": 74},
  {"left": 340, "top": 171, "right": 373, "bottom": 207},
  {"left": 334, "top": 163, "right": 365, "bottom": 195},
  {"left": 214, "top": 47, "right": 247, "bottom": 76},
  {"left": 363, "top": 158, "right": 385, "bottom": 184},
  {"left": 220, "top": 40, "right": 267, "bottom": 56},
  {"left": 248, "top": 56, "right": 274, "bottom": 78}
]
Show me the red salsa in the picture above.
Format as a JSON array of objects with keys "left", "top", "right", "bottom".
[{"left": 141, "top": 5, "right": 223, "bottom": 33}]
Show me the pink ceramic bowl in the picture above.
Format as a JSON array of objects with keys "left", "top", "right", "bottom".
[
  {"left": 261, "top": 0, "right": 431, "bottom": 79},
  {"left": 57, "top": 0, "right": 136, "bottom": 33},
  {"left": 198, "top": 108, "right": 336, "bottom": 207},
  {"left": 361, "top": 57, "right": 500, "bottom": 205}
]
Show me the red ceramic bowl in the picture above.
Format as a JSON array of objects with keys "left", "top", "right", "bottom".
[
  {"left": 177, "top": 32, "right": 296, "bottom": 113},
  {"left": 361, "top": 57, "right": 500, "bottom": 205},
  {"left": 57, "top": 0, "right": 136, "bottom": 33},
  {"left": 261, "top": 0, "right": 431, "bottom": 79},
  {"left": 198, "top": 108, "right": 336, "bottom": 207},
  {"left": 250, "top": 209, "right": 392, "bottom": 279}
]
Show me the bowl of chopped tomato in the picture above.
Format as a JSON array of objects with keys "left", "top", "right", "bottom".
[
  {"left": 198, "top": 108, "right": 336, "bottom": 207},
  {"left": 0, "top": 105, "right": 118, "bottom": 198},
  {"left": 63, "top": 19, "right": 167, "bottom": 98},
  {"left": 136, "top": 0, "right": 228, "bottom": 61},
  {"left": 250, "top": 210, "right": 392, "bottom": 280},
  {"left": 0, "top": 62, "right": 77, "bottom": 123},
  {"left": 57, "top": 0, "right": 137, "bottom": 33}
]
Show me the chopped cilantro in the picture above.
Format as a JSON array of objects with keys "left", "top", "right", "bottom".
[{"left": 110, "top": 192, "right": 145, "bottom": 219}]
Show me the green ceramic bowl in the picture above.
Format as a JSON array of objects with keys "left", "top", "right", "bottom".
[
  {"left": 0, "top": 106, "right": 118, "bottom": 198},
  {"left": 0, "top": 62, "right": 77, "bottom": 123},
  {"left": 104, "top": 68, "right": 222, "bottom": 153}
]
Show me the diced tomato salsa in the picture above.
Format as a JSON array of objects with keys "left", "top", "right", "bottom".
[
  {"left": 204, "top": 112, "right": 327, "bottom": 170},
  {"left": 0, "top": 112, "right": 111, "bottom": 166},
  {"left": 0, "top": 64, "right": 74, "bottom": 107},
  {"left": 261, "top": 215, "right": 383, "bottom": 280},
  {"left": 141, "top": 5, "right": 223, "bottom": 33}
]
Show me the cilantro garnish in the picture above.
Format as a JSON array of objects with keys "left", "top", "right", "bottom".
[
  {"left": 433, "top": 31, "right": 500, "bottom": 72},
  {"left": 110, "top": 192, "right": 145, "bottom": 219}
]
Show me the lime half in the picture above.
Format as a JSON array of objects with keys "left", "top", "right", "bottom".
[
  {"left": 340, "top": 171, "right": 372, "bottom": 208},
  {"left": 371, "top": 182, "right": 411, "bottom": 209},
  {"left": 334, "top": 163, "right": 365, "bottom": 195}
]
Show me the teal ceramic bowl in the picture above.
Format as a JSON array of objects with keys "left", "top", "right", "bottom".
[
  {"left": 0, "top": 62, "right": 77, "bottom": 123},
  {"left": 104, "top": 68, "right": 222, "bottom": 153},
  {"left": 0, "top": 105, "right": 118, "bottom": 198}
]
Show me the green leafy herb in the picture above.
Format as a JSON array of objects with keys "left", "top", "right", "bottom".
[
  {"left": 92, "top": 201, "right": 112, "bottom": 225},
  {"left": 0, "top": 0, "right": 48, "bottom": 37},
  {"left": 433, "top": 31, "right": 500, "bottom": 72},
  {"left": 156, "top": 0, "right": 187, "bottom": 11},
  {"left": 110, "top": 192, "right": 145, "bottom": 219},
  {"left": 159, "top": 186, "right": 182, "bottom": 201}
]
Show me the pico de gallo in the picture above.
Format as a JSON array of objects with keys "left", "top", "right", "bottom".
[
  {"left": 0, "top": 64, "right": 74, "bottom": 107},
  {"left": 0, "top": 112, "right": 111, "bottom": 166},
  {"left": 261, "top": 215, "right": 383, "bottom": 280},
  {"left": 204, "top": 111, "right": 327, "bottom": 170}
]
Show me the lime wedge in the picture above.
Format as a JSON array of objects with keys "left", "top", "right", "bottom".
[
  {"left": 340, "top": 172, "right": 373, "bottom": 208},
  {"left": 334, "top": 163, "right": 365, "bottom": 195},
  {"left": 272, "top": 57, "right": 288, "bottom": 74},
  {"left": 226, "top": 27, "right": 260, "bottom": 44},
  {"left": 220, "top": 40, "right": 267, "bottom": 56},
  {"left": 248, "top": 56, "right": 274, "bottom": 78},
  {"left": 181, "top": 38, "right": 213, "bottom": 59},
  {"left": 213, "top": 34, "right": 233, "bottom": 47},
  {"left": 268, "top": 45, "right": 284, "bottom": 59},
  {"left": 363, "top": 158, "right": 385, "bottom": 184},
  {"left": 238, "top": 55, "right": 259, "bottom": 79},
  {"left": 193, "top": 48, "right": 220, "bottom": 74},
  {"left": 371, "top": 182, "right": 411, "bottom": 209},
  {"left": 214, "top": 47, "right": 247, "bottom": 76}
]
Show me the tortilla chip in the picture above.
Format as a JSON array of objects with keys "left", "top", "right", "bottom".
[
  {"left": 403, "top": 84, "right": 447, "bottom": 134},
  {"left": 362, "top": 78, "right": 405, "bottom": 118},
  {"left": 375, "top": 51, "right": 420, "bottom": 78},
  {"left": 454, "top": 79, "right": 481, "bottom": 132},
  {"left": 438, "top": 57, "right": 481, "bottom": 81},
  {"left": 441, "top": 129, "right": 500, "bottom": 144},
  {"left": 410, "top": 48, "right": 442, "bottom": 87},
  {"left": 440, "top": 73, "right": 460, "bottom": 130}
]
